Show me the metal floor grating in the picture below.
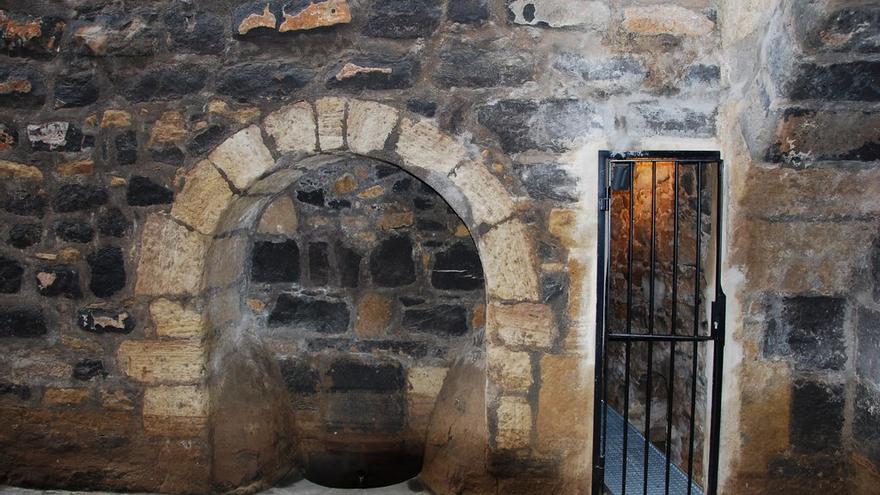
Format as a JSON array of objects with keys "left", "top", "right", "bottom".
[{"left": 602, "top": 405, "right": 704, "bottom": 495}]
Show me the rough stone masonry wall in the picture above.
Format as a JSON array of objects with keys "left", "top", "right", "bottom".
[
  {"left": 0, "top": 0, "right": 724, "bottom": 493},
  {"left": 719, "top": 0, "right": 880, "bottom": 493}
]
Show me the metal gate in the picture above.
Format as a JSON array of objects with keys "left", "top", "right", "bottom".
[{"left": 591, "top": 152, "right": 726, "bottom": 495}]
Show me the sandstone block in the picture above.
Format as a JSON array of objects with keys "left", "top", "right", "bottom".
[
  {"left": 548, "top": 208, "right": 578, "bottom": 249},
  {"left": 117, "top": 339, "right": 205, "bottom": 384},
  {"left": 42, "top": 388, "right": 90, "bottom": 407},
  {"left": 264, "top": 101, "right": 317, "bottom": 154},
  {"left": 135, "top": 214, "right": 208, "bottom": 296},
  {"left": 143, "top": 385, "right": 208, "bottom": 437},
  {"left": 488, "top": 346, "right": 532, "bottom": 392},
  {"left": 496, "top": 395, "right": 531, "bottom": 450},
  {"left": 279, "top": 0, "right": 352, "bottom": 32},
  {"left": 208, "top": 125, "right": 275, "bottom": 190},
  {"left": 488, "top": 302, "right": 554, "bottom": 349},
  {"left": 479, "top": 219, "right": 540, "bottom": 301},
  {"left": 150, "top": 298, "right": 205, "bottom": 339},
  {"left": 622, "top": 5, "right": 715, "bottom": 37},
  {"left": 450, "top": 161, "right": 514, "bottom": 226},
  {"left": 355, "top": 292, "right": 393, "bottom": 338},
  {"left": 537, "top": 354, "right": 590, "bottom": 451},
  {"left": 0, "top": 159, "right": 42, "bottom": 181},
  {"left": 257, "top": 195, "right": 298, "bottom": 235},
  {"left": 347, "top": 100, "right": 398, "bottom": 154},
  {"left": 171, "top": 160, "right": 235, "bottom": 235},
  {"left": 396, "top": 118, "right": 468, "bottom": 175},
  {"left": 316, "top": 97, "right": 346, "bottom": 151}
]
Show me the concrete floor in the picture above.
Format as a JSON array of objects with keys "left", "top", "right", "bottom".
[{"left": 0, "top": 478, "right": 428, "bottom": 495}]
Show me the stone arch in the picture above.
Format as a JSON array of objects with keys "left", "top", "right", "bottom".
[{"left": 129, "top": 98, "right": 550, "bottom": 492}]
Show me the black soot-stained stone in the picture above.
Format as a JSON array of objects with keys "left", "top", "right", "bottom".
[
  {"left": 73, "top": 359, "right": 107, "bottom": 381},
  {"left": 327, "top": 199, "right": 351, "bottom": 209},
  {"left": 0, "top": 256, "right": 24, "bottom": 293},
  {"left": 54, "top": 220, "right": 94, "bottom": 243},
  {"left": 403, "top": 305, "right": 469, "bottom": 336},
  {"left": 54, "top": 72, "right": 100, "bottom": 108},
  {"left": 87, "top": 247, "right": 126, "bottom": 298},
  {"left": 186, "top": 124, "right": 227, "bottom": 156},
  {"left": 435, "top": 39, "right": 535, "bottom": 88},
  {"left": 297, "top": 189, "right": 325, "bottom": 207},
  {"left": 268, "top": 294, "right": 350, "bottom": 333},
  {"left": 0, "top": 309, "right": 47, "bottom": 338},
  {"left": 790, "top": 380, "right": 844, "bottom": 452},
  {"left": 53, "top": 184, "right": 107, "bottom": 213},
  {"left": 406, "top": 99, "right": 437, "bottom": 117},
  {"left": 854, "top": 383, "right": 880, "bottom": 466},
  {"left": 36, "top": 265, "right": 82, "bottom": 298},
  {"left": 432, "top": 242, "right": 484, "bottom": 290},
  {"left": 369, "top": 235, "right": 416, "bottom": 287},
  {"left": 326, "top": 357, "right": 405, "bottom": 391},
  {"left": 97, "top": 208, "right": 129, "bottom": 237},
  {"left": 124, "top": 64, "right": 209, "bottom": 102},
  {"left": 217, "top": 62, "right": 311, "bottom": 101},
  {"left": 115, "top": 130, "right": 138, "bottom": 165},
  {"left": 5, "top": 189, "right": 45, "bottom": 217},
  {"left": 364, "top": 0, "right": 442, "bottom": 38},
  {"left": 447, "top": 0, "right": 489, "bottom": 24},
  {"left": 0, "top": 382, "right": 31, "bottom": 400},
  {"left": 279, "top": 358, "right": 320, "bottom": 394},
  {"left": 165, "top": 11, "right": 226, "bottom": 54},
  {"left": 126, "top": 176, "right": 173, "bottom": 206},
  {"left": 8, "top": 223, "right": 41, "bottom": 248},
  {"left": 336, "top": 242, "right": 362, "bottom": 288},
  {"left": 789, "top": 61, "right": 880, "bottom": 101},
  {"left": 252, "top": 239, "right": 300, "bottom": 283},
  {"left": 150, "top": 146, "right": 185, "bottom": 166},
  {"left": 77, "top": 307, "right": 135, "bottom": 334},
  {"left": 392, "top": 178, "right": 412, "bottom": 192},
  {"left": 515, "top": 163, "right": 578, "bottom": 202},
  {"left": 309, "top": 242, "right": 330, "bottom": 285},
  {"left": 764, "top": 296, "right": 847, "bottom": 371}
]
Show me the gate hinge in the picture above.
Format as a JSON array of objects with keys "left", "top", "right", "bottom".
[{"left": 599, "top": 197, "right": 610, "bottom": 211}]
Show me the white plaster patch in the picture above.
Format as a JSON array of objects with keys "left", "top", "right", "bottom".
[{"left": 508, "top": 0, "right": 610, "bottom": 29}]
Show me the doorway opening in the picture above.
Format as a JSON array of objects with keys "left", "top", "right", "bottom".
[{"left": 591, "top": 152, "right": 726, "bottom": 495}]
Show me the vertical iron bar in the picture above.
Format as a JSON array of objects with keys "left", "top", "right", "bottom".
[
  {"left": 622, "top": 161, "right": 635, "bottom": 495},
  {"left": 643, "top": 162, "right": 657, "bottom": 495},
  {"left": 707, "top": 161, "right": 726, "bottom": 495},
  {"left": 664, "top": 161, "right": 681, "bottom": 495},
  {"left": 592, "top": 153, "right": 610, "bottom": 495},
  {"left": 687, "top": 162, "right": 703, "bottom": 494}
]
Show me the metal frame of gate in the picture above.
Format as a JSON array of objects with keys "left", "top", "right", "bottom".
[{"left": 591, "top": 151, "right": 726, "bottom": 495}]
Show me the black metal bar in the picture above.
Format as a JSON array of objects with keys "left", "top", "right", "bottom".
[
  {"left": 607, "top": 333, "right": 714, "bottom": 343},
  {"left": 643, "top": 161, "right": 657, "bottom": 495},
  {"left": 591, "top": 152, "right": 610, "bottom": 495},
  {"left": 665, "top": 160, "right": 681, "bottom": 495},
  {"left": 686, "top": 163, "right": 703, "bottom": 494},
  {"left": 707, "top": 161, "right": 726, "bottom": 495},
  {"left": 622, "top": 161, "right": 635, "bottom": 495}
]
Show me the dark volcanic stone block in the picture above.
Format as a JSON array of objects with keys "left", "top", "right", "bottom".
[
  {"left": 0, "top": 66, "right": 46, "bottom": 108},
  {"left": 115, "top": 131, "right": 138, "bottom": 165},
  {"left": 309, "top": 242, "right": 330, "bottom": 285},
  {"left": 7, "top": 223, "right": 41, "bottom": 248},
  {"left": 4, "top": 189, "right": 45, "bottom": 217},
  {"left": 73, "top": 359, "right": 107, "bottom": 381},
  {"left": 764, "top": 296, "right": 847, "bottom": 371},
  {"left": 72, "top": 13, "right": 161, "bottom": 57},
  {"left": 87, "top": 247, "right": 126, "bottom": 298},
  {"left": 325, "top": 390, "right": 405, "bottom": 433},
  {"left": 790, "top": 380, "right": 844, "bottom": 453},
  {"left": 54, "top": 72, "right": 99, "bottom": 108},
  {"left": 268, "top": 294, "right": 349, "bottom": 333},
  {"left": 403, "top": 305, "right": 469, "bottom": 336},
  {"left": 364, "top": 0, "right": 442, "bottom": 39},
  {"left": 477, "top": 99, "right": 601, "bottom": 153},
  {"left": 217, "top": 62, "right": 311, "bottom": 101},
  {"left": 447, "top": 0, "right": 489, "bottom": 24},
  {"left": 150, "top": 146, "right": 185, "bottom": 166},
  {"left": 788, "top": 61, "right": 880, "bottom": 101},
  {"left": 326, "top": 357, "right": 404, "bottom": 391},
  {"left": 252, "top": 239, "right": 300, "bottom": 282},
  {"left": 326, "top": 56, "right": 419, "bottom": 90},
  {"left": 126, "top": 176, "right": 173, "bottom": 206},
  {"left": 515, "top": 163, "right": 578, "bottom": 202},
  {"left": 53, "top": 184, "right": 107, "bottom": 213},
  {"left": 0, "top": 12, "right": 65, "bottom": 58},
  {"left": 369, "top": 235, "right": 416, "bottom": 287},
  {"left": 165, "top": 11, "right": 226, "bottom": 54},
  {"left": 0, "top": 256, "right": 24, "bottom": 293},
  {"left": 35, "top": 265, "right": 82, "bottom": 298},
  {"left": 77, "top": 307, "right": 135, "bottom": 334},
  {"left": 809, "top": 7, "right": 880, "bottom": 53},
  {"left": 296, "top": 189, "right": 325, "bottom": 207},
  {"left": 186, "top": 124, "right": 227, "bottom": 156},
  {"left": 97, "top": 208, "right": 129, "bottom": 237},
  {"left": 434, "top": 39, "right": 535, "bottom": 88},
  {"left": 631, "top": 101, "right": 716, "bottom": 137},
  {"left": 336, "top": 242, "right": 361, "bottom": 288},
  {"left": 54, "top": 220, "right": 94, "bottom": 243},
  {"left": 279, "top": 358, "right": 319, "bottom": 394},
  {"left": 854, "top": 384, "right": 880, "bottom": 467},
  {"left": 858, "top": 307, "right": 880, "bottom": 389},
  {"left": 0, "top": 309, "right": 46, "bottom": 338},
  {"left": 124, "top": 64, "right": 209, "bottom": 102},
  {"left": 406, "top": 99, "right": 437, "bottom": 117},
  {"left": 0, "top": 382, "right": 31, "bottom": 400},
  {"left": 432, "top": 242, "right": 484, "bottom": 290}
]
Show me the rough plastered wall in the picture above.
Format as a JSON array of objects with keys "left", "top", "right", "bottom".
[
  {"left": 0, "top": 0, "right": 723, "bottom": 493},
  {"left": 719, "top": 0, "right": 880, "bottom": 493}
]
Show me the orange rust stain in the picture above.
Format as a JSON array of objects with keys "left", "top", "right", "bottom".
[
  {"left": 0, "top": 78, "right": 31, "bottom": 95},
  {"left": 238, "top": 4, "right": 277, "bottom": 34},
  {"left": 278, "top": 0, "right": 352, "bottom": 32}
]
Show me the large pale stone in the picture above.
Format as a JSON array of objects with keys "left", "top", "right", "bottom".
[
  {"left": 208, "top": 125, "right": 275, "bottom": 190},
  {"left": 479, "top": 219, "right": 540, "bottom": 301},
  {"left": 117, "top": 340, "right": 205, "bottom": 384},
  {"left": 257, "top": 195, "right": 298, "bottom": 235},
  {"left": 450, "top": 161, "right": 514, "bottom": 226},
  {"left": 408, "top": 366, "right": 449, "bottom": 399},
  {"left": 537, "top": 354, "right": 590, "bottom": 451},
  {"left": 622, "top": 5, "right": 715, "bottom": 37},
  {"left": 488, "top": 302, "right": 555, "bottom": 349},
  {"left": 171, "top": 160, "right": 235, "bottom": 235},
  {"left": 396, "top": 118, "right": 468, "bottom": 175},
  {"left": 347, "top": 100, "right": 398, "bottom": 154},
  {"left": 205, "top": 234, "right": 249, "bottom": 289},
  {"left": 0, "top": 159, "right": 42, "bottom": 181},
  {"left": 508, "top": 0, "right": 610, "bottom": 29},
  {"left": 488, "top": 346, "right": 532, "bottom": 392},
  {"left": 316, "top": 97, "right": 346, "bottom": 151},
  {"left": 143, "top": 385, "right": 208, "bottom": 437},
  {"left": 134, "top": 214, "right": 208, "bottom": 296},
  {"left": 496, "top": 396, "right": 531, "bottom": 450},
  {"left": 150, "top": 298, "right": 206, "bottom": 339},
  {"left": 264, "top": 101, "right": 317, "bottom": 153}
]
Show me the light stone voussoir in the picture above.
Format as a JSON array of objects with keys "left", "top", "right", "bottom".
[
  {"left": 134, "top": 214, "right": 208, "bottom": 296},
  {"left": 346, "top": 100, "right": 398, "bottom": 154},
  {"left": 171, "top": 160, "right": 235, "bottom": 235},
  {"left": 450, "top": 161, "right": 514, "bottom": 226},
  {"left": 479, "top": 219, "right": 540, "bottom": 301},
  {"left": 208, "top": 125, "right": 275, "bottom": 190},
  {"left": 264, "top": 101, "right": 318, "bottom": 154},
  {"left": 316, "top": 96, "right": 346, "bottom": 151},
  {"left": 396, "top": 118, "right": 469, "bottom": 176}
]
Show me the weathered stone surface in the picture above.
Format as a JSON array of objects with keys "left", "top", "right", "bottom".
[
  {"left": 622, "top": 5, "right": 715, "bottom": 37},
  {"left": 0, "top": 256, "right": 24, "bottom": 293},
  {"left": 72, "top": 14, "right": 160, "bottom": 57},
  {"left": 73, "top": 359, "right": 107, "bottom": 381},
  {"left": 7, "top": 223, "right": 41, "bottom": 248},
  {"left": 126, "top": 176, "right": 173, "bottom": 206},
  {"left": 268, "top": 294, "right": 349, "bottom": 333},
  {"left": 123, "top": 64, "right": 208, "bottom": 102},
  {"left": 488, "top": 346, "right": 531, "bottom": 391},
  {"left": 364, "top": 0, "right": 442, "bottom": 38},
  {"left": 507, "top": 0, "right": 610, "bottom": 29},
  {"left": 450, "top": 161, "right": 514, "bottom": 225},
  {"left": 858, "top": 308, "right": 880, "bottom": 389},
  {"left": 56, "top": 159, "right": 94, "bottom": 176},
  {"left": 787, "top": 61, "right": 880, "bottom": 101},
  {"left": 327, "top": 357, "right": 404, "bottom": 391},
  {"left": 0, "top": 309, "right": 46, "bottom": 337},
  {"left": 252, "top": 239, "right": 300, "bottom": 282},
  {"left": 209, "top": 126, "right": 275, "bottom": 190},
  {"left": 765, "top": 296, "right": 847, "bottom": 371},
  {"left": 265, "top": 101, "right": 318, "bottom": 153},
  {"left": 279, "top": 0, "right": 352, "bottom": 32},
  {"left": 54, "top": 220, "right": 94, "bottom": 243},
  {"left": 42, "top": 387, "right": 90, "bottom": 406},
  {"left": 308, "top": 242, "right": 330, "bottom": 284},
  {"left": 150, "top": 298, "right": 204, "bottom": 338},
  {"left": 488, "top": 302, "right": 554, "bottom": 348},
  {"left": 0, "top": 160, "right": 42, "bottom": 181},
  {"left": 403, "top": 305, "right": 469, "bottom": 336},
  {"left": 447, "top": 0, "right": 489, "bottom": 24},
  {"left": 172, "top": 161, "right": 235, "bottom": 235},
  {"left": 854, "top": 384, "right": 880, "bottom": 467},
  {"left": 4, "top": 189, "right": 45, "bottom": 217},
  {"left": 258, "top": 196, "right": 298, "bottom": 235},
  {"left": 115, "top": 131, "right": 138, "bottom": 166},
  {"left": 97, "top": 208, "right": 129, "bottom": 237},
  {"left": 805, "top": 7, "right": 880, "bottom": 54},
  {"left": 117, "top": 340, "right": 204, "bottom": 383},
  {"left": 87, "top": 247, "right": 126, "bottom": 298},
  {"left": 54, "top": 72, "right": 99, "bottom": 108},
  {"left": 164, "top": 11, "right": 226, "bottom": 54},
  {"left": 396, "top": 118, "right": 468, "bottom": 175},
  {"left": 28, "top": 122, "right": 92, "bottom": 152},
  {"left": 337, "top": 241, "right": 362, "bottom": 287},
  {"left": 134, "top": 214, "right": 208, "bottom": 296},
  {"left": 327, "top": 56, "right": 418, "bottom": 91},
  {"left": 628, "top": 100, "right": 716, "bottom": 137},
  {"left": 370, "top": 235, "right": 416, "bottom": 287},
  {"left": 435, "top": 39, "right": 535, "bottom": 88},
  {"left": 515, "top": 163, "right": 578, "bottom": 203},
  {"left": 0, "top": 11, "right": 65, "bottom": 57},
  {"left": 187, "top": 124, "right": 227, "bottom": 157},
  {"left": 316, "top": 97, "right": 345, "bottom": 151},
  {"left": 142, "top": 385, "right": 208, "bottom": 436},
  {"left": 432, "top": 242, "right": 484, "bottom": 291},
  {"left": 234, "top": 2, "right": 279, "bottom": 35},
  {"left": 495, "top": 396, "right": 531, "bottom": 450},
  {"left": 217, "top": 62, "right": 311, "bottom": 101},
  {"left": 148, "top": 111, "right": 188, "bottom": 145},
  {"left": 764, "top": 109, "right": 880, "bottom": 164},
  {"left": 77, "top": 307, "right": 134, "bottom": 334},
  {"left": 0, "top": 66, "right": 45, "bottom": 107},
  {"left": 355, "top": 292, "right": 392, "bottom": 338},
  {"left": 790, "top": 380, "right": 844, "bottom": 452},
  {"left": 478, "top": 99, "right": 601, "bottom": 153},
  {"left": 347, "top": 100, "right": 398, "bottom": 154},
  {"left": 554, "top": 53, "right": 647, "bottom": 93},
  {"left": 479, "top": 220, "right": 540, "bottom": 301},
  {"left": 536, "top": 354, "right": 589, "bottom": 450},
  {"left": 35, "top": 265, "right": 82, "bottom": 298},
  {"left": 279, "top": 358, "right": 319, "bottom": 394}
]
